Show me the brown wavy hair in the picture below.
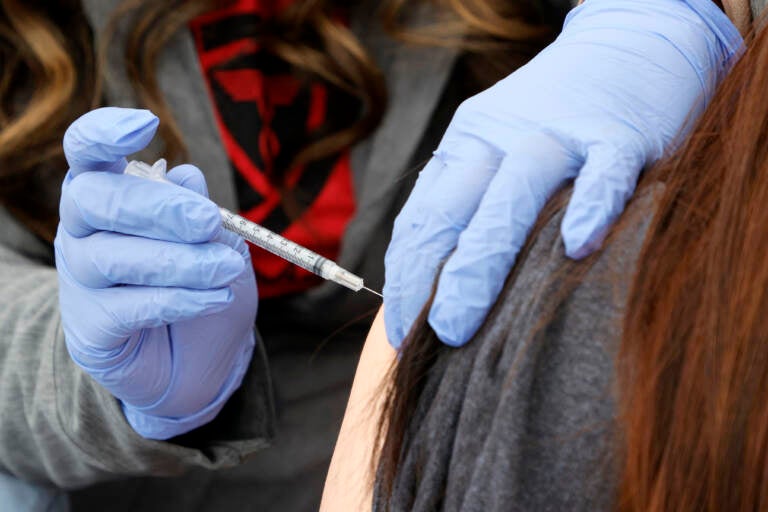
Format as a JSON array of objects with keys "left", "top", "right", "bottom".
[
  {"left": 376, "top": 14, "right": 768, "bottom": 512},
  {"left": 0, "top": 0, "right": 559, "bottom": 242}
]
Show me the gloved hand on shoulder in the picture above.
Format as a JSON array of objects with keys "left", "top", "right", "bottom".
[
  {"left": 384, "top": 0, "right": 742, "bottom": 348},
  {"left": 56, "top": 107, "right": 258, "bottom": 440}
]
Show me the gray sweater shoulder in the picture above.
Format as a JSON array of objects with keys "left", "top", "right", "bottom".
[{"left": 380, "top": 186, "right": 660, "bottom": 511}]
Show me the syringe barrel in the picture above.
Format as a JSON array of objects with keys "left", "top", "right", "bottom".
[
  {"left": 220, "top": 208, "right": 313, "bottom": 269},
  {"left": 219, "top": 208, "right": 363, "bottom": 291},
  {"left": 124, "top": 161, "right": 367, "bottom": 293}
]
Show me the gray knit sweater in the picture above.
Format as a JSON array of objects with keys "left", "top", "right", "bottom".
[{"left": 376, "top": 188, "right": 659, "bottom": 511}]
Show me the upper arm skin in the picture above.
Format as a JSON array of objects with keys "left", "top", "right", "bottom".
[{"left": 321, "top": 307, "right": 396, "bottom": 512}]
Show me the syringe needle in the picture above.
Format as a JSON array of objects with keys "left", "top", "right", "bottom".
[{"left": 363, "top": 286, "right": 383, "bottom": 298}]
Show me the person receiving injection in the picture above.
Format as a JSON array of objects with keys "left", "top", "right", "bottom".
[{"left": 0, "top": 0, "right": 744, "bottom": 511}]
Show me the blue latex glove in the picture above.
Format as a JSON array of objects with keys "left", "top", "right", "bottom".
[
  {"left": 55, "top": 107, "right": 258, "bottom": 439},
  {"left": 384, "top": 0, "right": 742, "bottom": 348}
]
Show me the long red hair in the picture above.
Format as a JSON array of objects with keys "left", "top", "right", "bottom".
[{"left": 617, "top": 18, "right": 768, "bottom": 512}]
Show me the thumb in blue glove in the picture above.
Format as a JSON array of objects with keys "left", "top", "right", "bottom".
[
  {"left": 384, "top": 0, "right": 742, "bottom": 348},
  {"left": 56, "top": 107, "right": 258, "bottom": 439}
]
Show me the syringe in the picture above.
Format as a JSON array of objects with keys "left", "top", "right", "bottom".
[{"left": 124, "top": 159, "right": 381, "bottom": 297}]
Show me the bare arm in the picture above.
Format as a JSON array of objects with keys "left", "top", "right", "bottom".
[{"left": 321, "top": 308, "right": 396, "bottom": 511}]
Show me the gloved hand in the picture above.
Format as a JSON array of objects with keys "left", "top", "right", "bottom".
[
  {"left": 55, "top": 107, "right": 258, "bottom": 439},
  {"left": 384, "top": 0, "right": 742, "bottom": 348}
]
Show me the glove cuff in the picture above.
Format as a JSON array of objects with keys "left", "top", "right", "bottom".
[{"left": 683, "top": 0, "right": 743, "bottom": 65}]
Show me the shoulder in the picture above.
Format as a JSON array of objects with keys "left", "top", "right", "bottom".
[{"left": 383, "top": 183, "right": 662, "bottom": 512}]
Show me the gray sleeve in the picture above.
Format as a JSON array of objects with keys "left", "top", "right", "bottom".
[{"left": 0, "top": 208, "right": 274, "bottom": 489}]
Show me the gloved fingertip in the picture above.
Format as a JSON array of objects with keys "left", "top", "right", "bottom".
[
  {"left": 112, "top": 108, "right": 159, "bottom": 144},
  {"left": 170, "top": 194, "right": 222, "bottom": 243},
  {"left": 427, "top": 261, "right": 504, "bottom": 348},
  {"left": 563, "top": 233, "right": 605, "bottom": 260},
  {"left": 383, "top": 303, "right": 403, "bottom": 349},
  {"left": 427, "top": 284, "right": 467, "bottom": 347},
  {"left": 64, "top": 108, "right": 159, "bottom": 176},
  {"left": 427, "top": 309, "right": 473, "bottom": 348},
  {"left": 561, "top": 204, "right": 612, "bottom": 260},
  {"left": 563, "top": 144, "right": 641, "bottom": 260},
  {"left": 214, "top": 247, "right": 247, "bottom": 286}
]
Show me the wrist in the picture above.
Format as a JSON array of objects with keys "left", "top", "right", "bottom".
[{"left": 566, "top": 0, "right": 742, "bottom": 78}]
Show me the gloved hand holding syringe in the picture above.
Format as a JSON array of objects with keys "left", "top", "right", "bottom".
[{"left": 125, "top": 159, "right": 382, "bottom": 297}]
